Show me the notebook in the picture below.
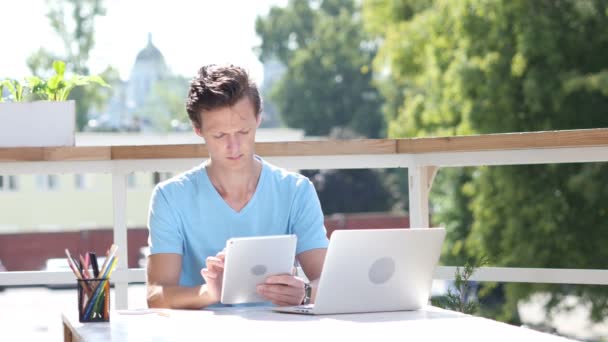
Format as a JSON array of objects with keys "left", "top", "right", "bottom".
[{"left": 273, "top": 228, "right": 446, "bottom": 315}]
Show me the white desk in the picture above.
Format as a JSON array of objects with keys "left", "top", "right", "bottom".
[{"left": 62, "top": 306, "right": 574, "bottom": 341}]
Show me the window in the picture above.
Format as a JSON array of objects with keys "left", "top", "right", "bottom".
[
  {"left": 74, "top": 174, "right": 87, "bottom": 190},
  {"left": 127, "top": 173, "right": 137, "bottom": 188},
  {"left": 152, "top": 172, "right": 173, "bottom": 185},
  {"left": 0, "top": 175, "right": 18, "bottom": 191},
  {"left": 36, "top": 175, "right": 59, "bottom": 191}
]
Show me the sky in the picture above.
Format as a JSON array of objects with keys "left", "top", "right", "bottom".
[{"left": 0, "top": 0, "right": 287, "bottom": 83}]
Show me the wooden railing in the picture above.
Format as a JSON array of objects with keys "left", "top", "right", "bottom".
[{"left": 1, "top": 128, "right": 607, "bottom": 309}]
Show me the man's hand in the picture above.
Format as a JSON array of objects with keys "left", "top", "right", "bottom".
[
  {"left": 256, "top": 274, "right": 306, "bottom": 306},
  {"left": 200, "top": 250, "right": 226, "bottom": 304}
]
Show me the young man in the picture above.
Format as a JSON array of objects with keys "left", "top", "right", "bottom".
[{"left": 146, "top": 64, "right": 328, "bottom": 309}]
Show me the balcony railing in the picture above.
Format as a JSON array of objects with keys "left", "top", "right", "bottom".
[{"left": 1, "top": 128, "right": 607, "bottom": 309}]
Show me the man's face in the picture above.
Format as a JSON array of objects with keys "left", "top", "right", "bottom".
[{"left": 195, "top": 96, "right": 261, "bottom": 170}]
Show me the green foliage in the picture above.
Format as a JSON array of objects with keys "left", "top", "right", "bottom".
[
  {"left": 301, "top": 127, "right": 397, "bottom": 214},
  {"left": 256, "top": 0, "right": 384, "bottom": 138},
  {"left": 256, "top": 0, "right": 400, "bottom": 214},
  {"left": 431, "top": 168, "right": 478, "bottom": 265},
  {"left": 433, "top": 257, "right": 488, "bottom": 314},
  {"left": 27, "top": 48, "right": 61, "bottom": 78},
  {"left": 28, "top": 0, "right": 110, "bottom": 130},
  {"left": 45, "top": 0, "right": 106, "bottom": 75},
  {"left": 365, "top": 0, "right": 608, "bottom": 323},
  {"left": 1, "top": 61, "right": 109, "bottom": 103},
  {"left": 305, "top": 168, "right": 395, "bottom": 214},
  {"left": 1, "top": 79, "right": 26, "bottom": 102},
  {"left": 255, "top": 0, "right": 317, "bottom": 64},
  {"left": 27, "top": 61, "right": 109, "bottom": 101}
]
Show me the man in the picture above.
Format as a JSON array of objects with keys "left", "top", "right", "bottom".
[{"left": 146, "top": 64, "right": 328, "bottom": 309}]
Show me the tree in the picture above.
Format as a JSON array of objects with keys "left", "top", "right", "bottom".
[
  {"left": 27, "top": 0, "right": 113, "bottom": 131},
  {"left": 302, "top": 128, "right": 396, "bottom": 215},
  {"left": 256, "top": 0, "right": 384, "bottom": 138},
  {"left": 364, "top": 0, "right": 608, "bottom": 323},
  {"left": 256, "top": 0, "right": 400, "bottom": 216}
]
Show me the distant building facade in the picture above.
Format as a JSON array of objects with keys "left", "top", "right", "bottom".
[
  {"left": 89, "top": 35, "right": 286, "bottom": 132},
  {"left": 88, "top": 34, "right": 170, "bottom": 131}
]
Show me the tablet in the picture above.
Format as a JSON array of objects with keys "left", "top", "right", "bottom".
[{"left": 220, "top": 234, "right": 297, "bottom": 305}]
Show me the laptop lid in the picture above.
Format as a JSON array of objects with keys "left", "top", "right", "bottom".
[{"left": 312, "top": 228, "right": 446, "bottom": 315}]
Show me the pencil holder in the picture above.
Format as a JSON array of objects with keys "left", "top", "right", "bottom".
[{"left": 78, "top": 278, "right": 110, "bottom": 322}]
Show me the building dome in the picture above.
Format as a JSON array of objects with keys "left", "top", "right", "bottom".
[
  {"left": 136, "top": 33, "right": 165, "bottom": 63},
  {"left": 127, "top": 33, "right": 168, "bottom": 110}
]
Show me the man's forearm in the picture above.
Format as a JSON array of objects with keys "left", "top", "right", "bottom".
[{"left": 147, "top": 284, "right": 217, "bottom": 309}]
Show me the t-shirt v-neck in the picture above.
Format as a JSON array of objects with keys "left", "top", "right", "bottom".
[
  {"left": 148, "top": 156, "right": 330, "bottom": 288},
  {"left": 201, "top": 159, "right": 266, "bottom": 216}
]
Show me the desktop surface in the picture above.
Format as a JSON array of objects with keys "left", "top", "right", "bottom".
[{"left": 62, "top": 306, "right": 574, "bottom": 342}]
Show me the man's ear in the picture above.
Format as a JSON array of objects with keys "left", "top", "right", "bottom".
[
  {"left": 256, "top": 113, "right": 262, "bottom": 128},
  {"left": 193, "top": 125, "right": 203, "bottom": 138}
]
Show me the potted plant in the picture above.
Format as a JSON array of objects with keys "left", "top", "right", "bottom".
[{"left": 0, "top": 60, "right": 109, "bottom": 147}]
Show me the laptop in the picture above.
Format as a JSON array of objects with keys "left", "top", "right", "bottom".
[{"left": 273, "top": 228, "right": 446, "bottom": 315}]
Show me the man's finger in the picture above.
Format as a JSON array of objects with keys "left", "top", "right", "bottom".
[
  {"left": 216, "top": 251, "right": 226, "bottom": 261},
  {"left": 258, "top": 284, "right": 302, "bottom": 298},
  {"left": 201, "top": 268, "right": 218, "bottom": 279},
  {"left": 206, "top": 256, "right": 224, "bottom": 268},
  {"left": 265, "top": 274, "right": 303, "bottom": 287},
  {"left": 258, "top": 287, "right": 298, "bottom": 304}
]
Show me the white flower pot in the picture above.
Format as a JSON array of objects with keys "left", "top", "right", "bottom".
[{"left": 0, "top": 100, "right": 75, "bottom": 147}]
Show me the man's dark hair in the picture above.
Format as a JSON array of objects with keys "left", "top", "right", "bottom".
[{"left": 186, "top": 64, "right": 262, "bottom": 129}]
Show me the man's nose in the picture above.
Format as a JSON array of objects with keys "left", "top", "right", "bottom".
[{"left": 227, "top": 134, "right": 241, "bottom": 151}]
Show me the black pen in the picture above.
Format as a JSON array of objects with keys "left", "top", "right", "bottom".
[{"left": 89, "top": 252, "right": 100, "bottom": 278}]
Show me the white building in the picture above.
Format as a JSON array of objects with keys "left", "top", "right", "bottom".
[{"left": 90, "top": 34, "right": 171, "bottom": 131}]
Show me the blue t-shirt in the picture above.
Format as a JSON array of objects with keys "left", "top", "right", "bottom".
[{"left": 147, "top": 157, "right": 329, "bottom": 287}]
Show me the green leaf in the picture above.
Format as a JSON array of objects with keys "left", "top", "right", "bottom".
[
  {"left": 67, "top": 75, "right": 89, "bottom": 87},
  {"left": 83, "top": 75, "right": 110, "bottom": 88},
  {"left": 58, "top": 84, "right": 76, "bottom": 101},
  {"left": 26, "top": 76, "right": 47, "bottom": 100},
  {"left": 3, "top": 80, "right": 17, "bottom": 98},
  {"left": 26, "top": 76, "right": 43, "bottom": 89},
  {"left": 15, "top": 82, "right": 25, "bottom": 102},
  {"left": 47, "top": 75, "right": 63, "bottom": 91},
  {"left": 52, "top": 60, "right": 66, "bottom": 77},
  {"left": 3, "top": 79, "right": 26, "bottom": 102}
]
